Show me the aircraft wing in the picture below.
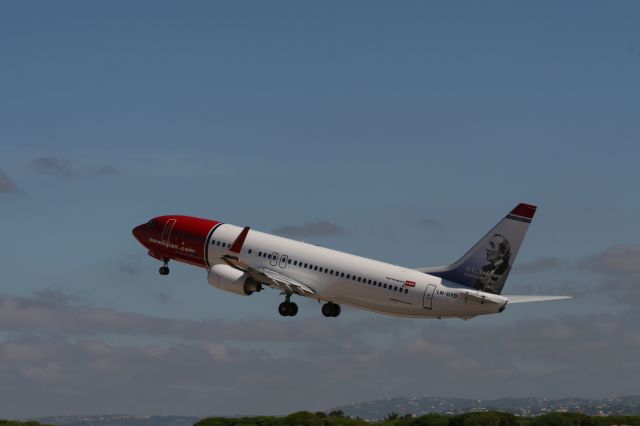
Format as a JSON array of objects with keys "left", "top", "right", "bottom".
[
  {"left": 504, "top": 295, "right": 571, "bottom": 303},
  {"left": 220, "top": 226, "right": 316, "bottom": 298},
  {"left": 257, "top": 267, "right": 317, "bottom": 297}
]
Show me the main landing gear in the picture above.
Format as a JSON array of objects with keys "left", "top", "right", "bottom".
[
  {"left": 278, "top": 296, "right": 341, "bottom": 318},
  {"left": 278, "top": 294, "right": 298, "bottom": 317},
  {"left": 159, "top": 258, "right": 170, "bottom": 276},
  {"left": 322, "top": 302, "right": 341, "bottom": 318}
]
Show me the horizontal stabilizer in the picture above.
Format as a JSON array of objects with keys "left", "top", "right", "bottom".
[
  {"left": 464, "top": 292, "right": 503, "bottom": 305},
  {"left": 504, "top": 295, "right": 571, "bottom": 304}
]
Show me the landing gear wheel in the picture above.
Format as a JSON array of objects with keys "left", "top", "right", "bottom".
[
  {"left": 278, "top": 301, "right": 299, "bottom": 317},
  {"left": 159, "top": 258, "right": 170, "bottom": 275},
  {"left": 331, "top": 304, "right": 341, "bottom": 317},
  {"left": 287, "top": 302, "right": 298, "bottom": 317},
  {"left": 322, "top": 302, "right": 340, "bottom": 317},
  {"left": 278, "top": 302, "right": 290, "bottom": 317}
]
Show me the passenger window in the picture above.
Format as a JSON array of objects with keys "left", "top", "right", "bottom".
[
  {"left": 304, "top": 263, "right": 308, "bottom": 268},
  {"left": 383, "top": 284, "right": 387, "bottom": 289},
  {"left": 294, "top": 260, "right": 298, "bottom": 266},
  {"left": 314, "top": 266, "right": 318, "bottom": 271},
  {"left": 341, "top": 272, "right": 345, "bottom": 277},
  {"left": 268, "top": 254, "right": 272, "bottom": 259},
  {"left": 346, "top": 274, "right": 350, "bottom": 279},
  {"left": 357, "top": 277, "right": 361, "bottom": 282},
  {"left": 368, "top": 279, "right": 372, "bottom": 284},
  {"left": 405, "top": 288, "right": 409, "bottom": 294},
  {"left": 248, "top": 249, "right": 252, "bottom": 254},
  {"left": 352, "top": 276, "right": 357, "bottom": 281},
  {"left": 324, "top": 268, "right": 328, "bottom": 273},
  {"left": 288, "top": 259, "right": 292, "bottom": 264},
  {"left": 394, "top": 286, "right": 398, "bottom": 291},
  {"left": 330, "top": 270, "right": 334, "bottom": 275}
]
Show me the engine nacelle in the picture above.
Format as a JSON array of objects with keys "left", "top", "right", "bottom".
[{"left": 207, "top": 264, "right": 262, "bottom": 296}]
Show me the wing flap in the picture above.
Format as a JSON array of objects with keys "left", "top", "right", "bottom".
[
  {"left": 220, "top": 254, "right": 316, "bottom": 297},
  {"left": 258, "top": 267, "right": 317, "bottom": 297}
]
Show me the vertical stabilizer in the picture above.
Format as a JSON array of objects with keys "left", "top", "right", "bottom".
[{"left": 423, "top": 203, "right": 537, "bottom": 294}]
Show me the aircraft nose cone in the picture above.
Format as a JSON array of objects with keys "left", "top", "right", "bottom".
[{"left": 132, "top": 224, "right": 144, "bottom": 242}]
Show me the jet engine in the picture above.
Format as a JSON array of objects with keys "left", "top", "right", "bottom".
[{"left": 207, "top": 264, "right": 262, "bottom": 296}]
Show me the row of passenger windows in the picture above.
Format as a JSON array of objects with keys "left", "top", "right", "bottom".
[
  {"left": 210, "top": 238, "right": 409, "bottom": 295},
  {"left": 255, "top": 250, "right": 410, "bottom": 294},
  {"left": 212, "top": 239, "right": 230, "bottom": 248}
]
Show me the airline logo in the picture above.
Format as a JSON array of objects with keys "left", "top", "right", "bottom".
[{"left": 404, "top": 280, "right": 416, "bottom": 288}]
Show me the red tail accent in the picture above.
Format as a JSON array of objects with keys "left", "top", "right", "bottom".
[
  {"left": 229, "top": 227, "right": 250, "bottom": 254},
  {"left": 510, "top": 203, "right": 537, "bottom": 219}
]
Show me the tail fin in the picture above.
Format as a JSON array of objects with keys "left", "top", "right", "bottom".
[{"left": 419, "top": 203, "right": 537, "bottom": 295}]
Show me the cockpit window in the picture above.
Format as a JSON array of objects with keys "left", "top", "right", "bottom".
[{"left": 146, "top": 220, "right": 156, "bottom": 228}]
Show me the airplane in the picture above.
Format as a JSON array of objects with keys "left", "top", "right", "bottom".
[{"left": 131, "top": 203, "right": 569, "bottom": 319}]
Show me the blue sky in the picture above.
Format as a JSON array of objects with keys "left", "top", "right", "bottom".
[{"left": 1, "top": 1, "right": 639, "bottom": 418}]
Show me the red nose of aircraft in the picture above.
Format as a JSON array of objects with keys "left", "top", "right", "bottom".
[{"left": 132, "top": 224, "right": 146, "bottom": 243}]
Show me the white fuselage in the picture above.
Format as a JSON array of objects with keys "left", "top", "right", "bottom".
[{"left": 207, "top": 224, "right": 507, "bottom": 319}]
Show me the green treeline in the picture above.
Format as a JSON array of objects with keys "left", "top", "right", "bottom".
[{"left": 195, "top": 411, "right": 640, "bottom": 426}]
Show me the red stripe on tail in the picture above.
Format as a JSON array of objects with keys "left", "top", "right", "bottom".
[{"left": 510, "top": 203, "right": 537, "bottom": 219}]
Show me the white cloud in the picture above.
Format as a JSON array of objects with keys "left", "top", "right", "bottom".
[
  {"left": 580, "top": 245, "right": 640, "bottom": 304},
  {"left": 516, "top": 257, "right": 563, "bottom": 273},
  {"left": 1, "top": 292, "right": 639, "bottom": 418},
  {"left": 0, "top": 171, "right": 19, "bottom": 193},
  {"left": 32, "top": 156, "right": 119, "bottom": 178}
]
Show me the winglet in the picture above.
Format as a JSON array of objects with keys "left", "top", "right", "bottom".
[{"left": 229, "top": 227, "right": 250, "bottom": 254}]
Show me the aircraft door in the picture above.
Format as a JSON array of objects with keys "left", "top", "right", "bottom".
[
  {"left": 279, "top": 255, "right": 288, "bottom": 268},
  {"left": 162, "top": 219, "right": 176, "bottom": 242},
  {"left": 423, "top": 284, "right": 436, "bottom": 310},
  {"left": 270, "top": 252, "right": 279, "bottom": 267}
]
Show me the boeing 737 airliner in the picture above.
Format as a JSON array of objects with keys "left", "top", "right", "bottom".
[{"left": 132, "top": 203, "right": 569, "bottom": 319}]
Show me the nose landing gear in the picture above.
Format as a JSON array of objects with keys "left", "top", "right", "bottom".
[
  {"left": 159, "top": 258, "right": 170, "bottom": 275},
  {"left": 278, "top": 294, "right": 298, "bottom": 317},
  {"left": 321, "top": 302, "right": 341, "bottom": 318}
]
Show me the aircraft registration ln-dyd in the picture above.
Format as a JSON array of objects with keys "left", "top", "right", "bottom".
[{"left": 132, "top": 203, "right": 569, "bottom": 319}]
